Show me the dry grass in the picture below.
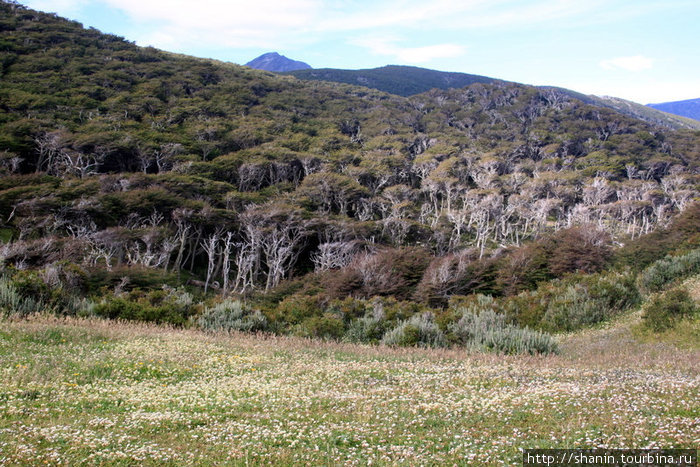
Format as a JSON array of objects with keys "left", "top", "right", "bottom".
[{"left": 0, "top": 314, "right": 697, "bottom": 465}]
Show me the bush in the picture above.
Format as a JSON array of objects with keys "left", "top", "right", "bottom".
[
  {"left": 95, "top": 287, "right": 197, "bottom": 326},
  {"left": 344, "top": 302, "right": 387, "bottom": 344},
  {"left": 0, "top": 276, "right": 45, "bottom": 317},
  {"left": 344, "top": 247, "right": 432, "bottom": 300},
  {"left": 381, "top": 312, "right": 446, "bottom": 348},
  {"left": 541, "top": 272, "right": 640, "bottom": 331},
  {"left": 638, "top": 249, "right": 700, "bottom": 294},
  {"left": 64, "top": 296, "right": 97, "bottom": 317},
  {"left": 270, "top": 293, "right": 324, "bottom": 326},
  {"left": 614, "top": 203, "right": 700, "bottom": 271},
  {"left": 295, "top": 313, "right": 345, "bottom": 340},
  {"left": 505, "top": 271, "right": 640, "bottom": 332},
  {"left": 642, "top": 287, "right": 699, "bottom": 332},
  {"left": 449, "top": 301, "right": 558, "bottom": 355},
  {"left": 198, "top": 299, "right": 267, "bottom": 333}
]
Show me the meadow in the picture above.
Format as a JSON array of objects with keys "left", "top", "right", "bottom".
[{"left": 0, "top": 312, "right": 697, "bottom": 465}]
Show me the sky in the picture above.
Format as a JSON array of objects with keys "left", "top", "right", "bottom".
[{"left": 23, "top": 0, "right": 700, "bottom": 104}]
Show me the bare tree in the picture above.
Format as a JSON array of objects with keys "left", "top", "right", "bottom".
[
  {"left": 57, "top": 150, "right": 104, "bottom": 178},
  {"left": 221, "top": 231, "right": 235, "bottom": 294},
  {"left": 239, "top": 204, "right": 310, "bottom": 291},
  {"left": 200, "top": 231, "right": 221, "bottom": 294},
  {"left": 312, "top": 240, "right": 360, "bottom": 272},
  {"left": 34, "top": 131, "right": 64, "bottom": 173},
  {"left": 155, "top": 143, "right": 182, "bottom": 173}
]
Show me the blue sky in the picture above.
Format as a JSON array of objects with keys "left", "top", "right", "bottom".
[{"left": 23, "top": 0, "right": 699, "bottom": 104}]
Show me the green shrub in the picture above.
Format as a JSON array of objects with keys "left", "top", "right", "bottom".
[
  {"left": 642, "top": 287, "right": 699, "bottom": 332},
  {"left": 198, "top": 299, "right": 267, "bottom": 333},
  {"left": 449, "top": 302, "right": 558, "bottom": 355},
  {"left": 381, "top": 312, "right": 446, "bottom": 348},
  {"left": 94, "top": 296, "right": 144, "bottom": 320},
  {"left": 95, "top": 287, "right": 197, "bottom": 326},
  {"left": 344, "top": 303, "right": 387, "bottom": 344},
  {"left": 64, "top": 296, "right": 97, "bottom": 317},
  {"left": 270, "top": 293, "right": 323, "bottom": 326},
  {"left": 638, "top": 250, "right": 700, "bottom": 294},
  {"left": 295, "top": 313, "right": 345, "bottom": 340},
  {"left": 542, "top": 272, "right": 639, "bottom": 331},
  {"left": 505, "top": 271, "right": 640, "bottom": 332},
  {"left": 0, "top": 276, "right": 45, "bottom": 317}
]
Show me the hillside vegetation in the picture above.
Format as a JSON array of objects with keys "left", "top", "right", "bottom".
[
  {"left": 0, "top": 1, "right": 699, "bottom": 350},
  {"left": 285, "top": 68, "right": 700, "bottom": 131},
  {"left": 285, "top": 65, "right": 500, "bottom": 97}
]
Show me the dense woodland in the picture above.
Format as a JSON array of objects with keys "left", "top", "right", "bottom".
[{"left": 0, "top": 1, "right": 698, "bottom": 352}]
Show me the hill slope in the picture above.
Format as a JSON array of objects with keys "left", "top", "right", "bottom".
[
  {"left": 285, "top": 66, "right": 700, "bottom": 131},
  {"left": 286, "top": 65, "right": 500, "bottom": 97},
  {"left": 648, "top": 98, "right": 700, "bottom": 121},
  {"left": 0, "top": 0, "right": 698, "bottom": 343}
]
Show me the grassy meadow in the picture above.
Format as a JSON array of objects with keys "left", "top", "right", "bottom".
[{"left": 0, "top": 312, "right": 698, "bottom": 466}]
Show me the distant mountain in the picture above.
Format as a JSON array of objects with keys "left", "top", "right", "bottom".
[
  {"left": 286, "top": 65, "right": 500, "bottom": 97},
  {"left": 647, "top": 98, "right": 700, "bottom": 121},
  {"left": 245, "top": 52, "right": 311, "bottom": 72},
  {"left": 581, "top": 95, "right": 700, "bottom": 131},
  {"left": 285, "top": 65, "right": 700, "bottom": 131}
]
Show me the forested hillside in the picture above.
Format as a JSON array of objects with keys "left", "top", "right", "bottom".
[
  {"left": 285, "top": 65, "right": 500, "bottom": 97},
  {"left": 284, "top": 66, "right": 700, "bottom": 131},
  {"left": 0, "top": 1, "right": 698, "bottom": 350}
]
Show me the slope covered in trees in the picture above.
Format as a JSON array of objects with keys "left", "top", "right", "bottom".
[
  {"left": 0, "top": 1, "right": 698, "bottom": 348},
  {"left": 285, "top": 65, "right": 500, "bottom": 97},
  {"left": 285, "top": 67, "right": 700, "bottom": 131}
]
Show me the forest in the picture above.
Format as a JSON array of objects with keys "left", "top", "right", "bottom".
[{"left": 0, "top": 0, "right": 698, "bottom": 353}]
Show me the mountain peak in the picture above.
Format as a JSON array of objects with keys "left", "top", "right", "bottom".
[{"left": 245, "top": 52, "right": 311, "bottom": 72}]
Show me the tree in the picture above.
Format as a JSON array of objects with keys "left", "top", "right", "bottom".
[
  {"left": 200, "top": 231, "right": 220, "bottom": 294},
  {"left": 238, "top": 203, "right": 310, "bottom": 291}
]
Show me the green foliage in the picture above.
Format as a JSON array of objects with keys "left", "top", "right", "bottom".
[
  {"left": 0, "top": 265, "right": 88, "bottom": 317},
  {"left": 295, "top": 313, "right": 345, "bottom": 340},
  {"left": 448, "top": 297, "right": 558, "bottom": 355},
  {"left": 198, "top": 299, "right": 267, "bottom": 333},
  {"left": 95, "top": 287, "right": 196, "bottom": 326},
  {"left": 638, "top": 249, "right": 700, "bottom": 294},
  {"left": 344, "top": 309, "right": 387, "bottom": 344},
  {"left": 381, "top": 312, "right": 446, "bottom": 348},
  {"left": 286, "top": 65, "right": 498, "bottom": 97},
  {"left": 0, "top": 276, "right": 44, "bottom": 317},
  {"left": 642, "top": 287, "right": 699, "bottom": 332},
  {"left": 505, "top": 271, "right": 640, "bottom": 332},
  {"left": 269, "top": 293, "right": 324, "bottom": 326}
]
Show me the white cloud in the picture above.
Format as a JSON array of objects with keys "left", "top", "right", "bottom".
[
  {"left": 23, "top": 0, "right": 88, "bottom": 15},
  {"left": 352, "top": 36, "right": 465, "bottom": 64},
  {"left": 600, "top": 55, "right": 654, "bottom": 72},
  {"left": 99, "top": 0, "right": 323, "bottom": 48},
  {"left": 29, "top": 0, "right": 635, "bottom": 50},
  {"left": 317, "top": 0, "right": 627, "bottom": 32}
]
